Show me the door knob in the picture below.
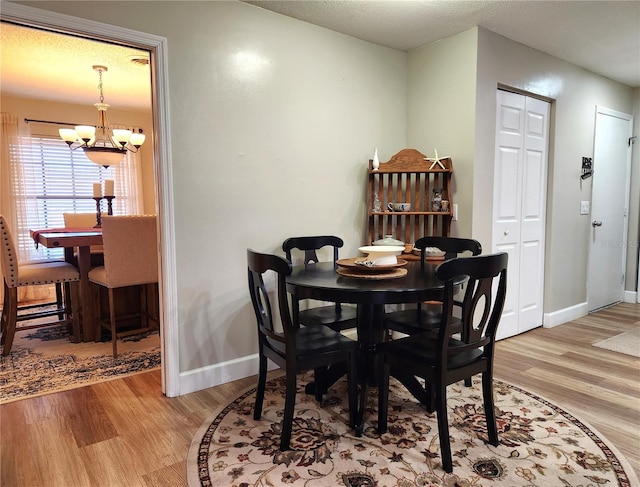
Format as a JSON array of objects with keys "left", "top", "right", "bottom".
[{"left": 592, "top": 220, "right": 603, "bottom": 227}]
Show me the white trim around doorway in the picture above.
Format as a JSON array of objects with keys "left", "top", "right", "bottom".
[{"left": 1, "top": 2, "right": 180, "bottom": 397}]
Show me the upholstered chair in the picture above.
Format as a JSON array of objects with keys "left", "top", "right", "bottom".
[
  {"left": 87, "top": 215, "right": 159, "bottom": 357},
  {"left": 0, "top": 214, "right": 81, "bottom": 355}
]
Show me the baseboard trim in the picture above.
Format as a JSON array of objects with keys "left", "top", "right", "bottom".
[
  {"left": 177, "top": 353, "right": 277, "bottom": 396},
  {"left": 543, "top": 301, "right": 588, "bottom": 328},
  {"left": 623, "top": 290, "right": 638, "bottom": 303}
]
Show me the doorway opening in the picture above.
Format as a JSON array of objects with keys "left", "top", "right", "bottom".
[{"left": 1, "top": 3, "right": 178, "bottom": 397}]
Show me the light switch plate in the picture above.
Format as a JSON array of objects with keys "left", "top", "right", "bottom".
[
  {"left": 452, "top": 204, "right": 459, "bottom": 221},
  {"left": 580, "top": 201, "right": 590, "bottom": 215}
]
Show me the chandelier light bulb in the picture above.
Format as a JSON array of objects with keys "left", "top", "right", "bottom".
[
  {"left": 129, "top": 131, "right": 146, "bottom": 148},
  {"left": 59, "top": 128, "right": 79, "bottom": 145},
  {"left": 112, "top": 129, "right": 133, "bottom": 147}
]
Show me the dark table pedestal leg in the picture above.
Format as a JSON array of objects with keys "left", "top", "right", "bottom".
[{"left": 354, "top": 303, "right": 386, "bottom": 436}]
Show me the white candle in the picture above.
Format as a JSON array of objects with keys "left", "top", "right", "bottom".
[
  {"left": 93, "top": 182, "right": 102, "bottom": 198},
  {"left": 104, "top": 179, "right": 115, "bottom": 196}
]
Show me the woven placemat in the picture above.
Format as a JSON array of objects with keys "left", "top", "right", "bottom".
[{"left": 336, "top": 267, "right": 408, "bottom": 280}]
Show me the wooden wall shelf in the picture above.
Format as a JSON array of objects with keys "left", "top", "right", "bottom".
[{"left": 367, "top": 148, "right": 453, "bottom": 245}]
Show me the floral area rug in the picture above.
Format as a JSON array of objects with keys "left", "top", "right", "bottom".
[
  {"left": 187, "top": 373, "right": 638, "bottom": 487},
  {"left": 0, "top": 325, "right": 161, "bottom": 404}
]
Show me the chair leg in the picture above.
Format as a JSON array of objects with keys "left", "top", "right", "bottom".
[
  {"left": 69, "top": 282, "right": 81, "bottom": 342},
  {"left": 91, "top": 282, "right": 101, "bottom": 343},
  {"left": 253, "top": 354, "right": 267, "bottom": 420},
  {"left": 435, "top": 381, "right": 453, "bottom": 473},
  {"left": 1, "top": 287, "right": 18, "bottom": 356},
  {"left": 347, "top": 351, "right": 358, "bottom": 428},
  {"left": 108, "top": 288, "right": 118, "bottom": 357},
  {"left": 140, "top": 284, "right": 149, "bottom": 329},
  {"left": 425, "top": 380, "right": 436, "bottom": 413},
  {"left": 377, "top": 362, "right": 390, "bottom": 434},
  {"left": 355, "top": 370, "right": 369, "bottom": 437},
  {"left": 55, "top": 282, "right": 64, "bottom": 321},
  {"left": 313, "top": 366, "right": 328, "bottom": 402},
  {"left": 1, "top": 281, "right": 11, "bottom": 341},
  {"left": 482, "top": 371, "right": 499, "bottom": 446},
  {"left": 280, "top": 370, "right": 297, "bottom": 451}
]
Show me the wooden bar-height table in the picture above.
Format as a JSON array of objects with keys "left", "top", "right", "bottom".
[{"left": 30, "top": 229, "right": 103, "bottom": 342}]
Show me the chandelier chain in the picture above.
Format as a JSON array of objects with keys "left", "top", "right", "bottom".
[{"left": 97, "top": 68, "right": 105, "bottom": 104}]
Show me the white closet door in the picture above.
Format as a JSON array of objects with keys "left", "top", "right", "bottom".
[{"left": 493, "top": 90, "right": 550, "bottom": 340}]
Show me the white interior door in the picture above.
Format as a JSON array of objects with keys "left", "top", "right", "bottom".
[
  {"left": 588, "top": 107, "right": 632, "bottom": 311},
  {"left": 493, "top": 90, "right": 550, "bottom": 340}
]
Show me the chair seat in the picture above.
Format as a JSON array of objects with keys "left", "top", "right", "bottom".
[
  {"left": 381, "top": 331, "right": 483, "bottom": 370},
  {"left": 299, "top": 305, "right": 357, "bottom": 329},
  {"left": 18, "top": 261, "right": 80, "bottom": 286},
  {"left": 385, "top": 309, "right": 462, "bottom": 336},
  {"left": 88, "top": 266, "right": 157, "bottom": 289},
  {"left": 268, "top": 324, "right": 357, "bottom": 357}
]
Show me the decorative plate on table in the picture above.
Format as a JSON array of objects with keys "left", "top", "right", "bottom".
[{"left": 336, "top": 257, "right": 408, "bottom": 272}]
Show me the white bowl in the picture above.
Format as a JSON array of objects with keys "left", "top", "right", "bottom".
[{"left": 358, "top": 245, "right": 405, "bottom": 265}]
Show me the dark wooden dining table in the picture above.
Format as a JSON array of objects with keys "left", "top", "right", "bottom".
[
  {"left": 30, "top": 228, "right": 103, "bottom": 342},
  {"left": 285, "top": 258, "right": 465, "bottom": 433}
]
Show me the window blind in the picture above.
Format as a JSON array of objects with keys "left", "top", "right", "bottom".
[{"left": 17, "top": 135, "right": 128, "bottom": 260}]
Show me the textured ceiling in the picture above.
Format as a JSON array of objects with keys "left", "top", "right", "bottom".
[
  {"left": 0, "top": 23, "right": 152, "bottom": 110},
  {"left": 244, "top": 0, "right": 640, "bottom": 88},
  {"left": 1, "top": 0, "right": 638, "bottom": 113}
]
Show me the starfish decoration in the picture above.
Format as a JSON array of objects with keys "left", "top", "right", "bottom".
[{"left": 424, "top": 149, "right": 449, "bottom": 170}]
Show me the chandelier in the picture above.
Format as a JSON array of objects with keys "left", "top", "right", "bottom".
[{"left": 59, "top": 65, "right": 145, "bottom": 168}]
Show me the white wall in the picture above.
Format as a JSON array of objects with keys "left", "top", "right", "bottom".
[
  {"left": 473, "top": 27, "right": 635, "bottom": 312},
  {"left": 14, "top": 1, "right": 407, "bottom": 375},
  {"left": 407, "top": 28, "right": 478, "bottom": 238}
]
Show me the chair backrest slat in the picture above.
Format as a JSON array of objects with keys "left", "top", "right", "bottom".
[
  {"left": 414, "top": 236, "right": 481, "bottom": 270},
  {"left": 435, "top": 252, "right": 508, "bottom": 366},
  {"left": 247, "top": 249, "right": 294, "bottom": 350},
  {"left": 282, "top": 236, "right": 343, "bottom": 266}
]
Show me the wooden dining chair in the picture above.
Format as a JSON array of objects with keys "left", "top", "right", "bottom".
[
  {"left": 385, "top": 236, "right": 482, "bottom": 337},
  {"left": 87, "top": 215, "right": 159, "bottom": 357},
  {"left": 0, "top": 214, "right": 81, "bottom": 355},
  {"left": 282, "top": 236, "right": 357, "bottom": 332},
  {"left": 248, "top": 249, "right": 358, "bottom": 450},
  {"left": 377, "top": 252, "right": 508, "bottom": 473}
]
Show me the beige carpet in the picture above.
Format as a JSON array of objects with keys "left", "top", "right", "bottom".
[
  {"left": 593, "top": 327, "right": 640, "bottom": 357},
  {"left": 188, "top": 373, "right": 638, "bottom": 487}
]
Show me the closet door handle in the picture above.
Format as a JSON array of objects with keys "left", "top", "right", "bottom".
[{"left": 592, "top": 220, "right": 603, "bottom": 227}]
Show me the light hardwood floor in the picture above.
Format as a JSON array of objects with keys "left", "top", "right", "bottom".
[{"left": 1, "top": 303, "right": 638, "bottom": 486}]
